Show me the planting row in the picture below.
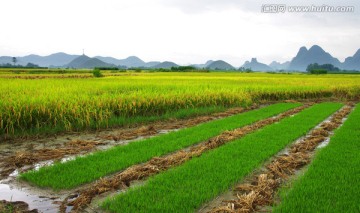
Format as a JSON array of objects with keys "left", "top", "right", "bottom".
[
  {"left": 208, "top": 103, "right": 353, "bottom": 212},
  {"left": 274, "top": 104, "right": 360, "bottom": 212},
  {"left": 101, "top": 103, "right": 342, "bottom": 212},
  {"left": 21, "top": 103, "right": 300, "bottom": 189},
  {"left": 63, "top": 102, "right": 309, "bottom": 211}
]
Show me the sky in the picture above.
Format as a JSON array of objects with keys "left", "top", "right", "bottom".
[{"left": 1, "top": 0, "right": 359, "bottom": 66}]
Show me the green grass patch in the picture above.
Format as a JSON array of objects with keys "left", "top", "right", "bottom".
[
  {"left": 101, "top": 103, "right": 342, "bottom": 213},
  {"left": 273, "top": 104, "right": 360, "bottom": 213},
  {"left": 20, "top": 103, "right": 300, "bottom": 189}
]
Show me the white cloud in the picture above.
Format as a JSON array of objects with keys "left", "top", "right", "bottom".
[{"left": 0, "top": 0, "right": 359, "bottom": 66}]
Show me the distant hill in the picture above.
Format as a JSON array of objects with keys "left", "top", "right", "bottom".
[
  {"left": 206, "top": 60, "right": 234, "bottom": 70},
  {"left": 288, "top": 45, "right": 341, "bottom": 71},
  {"left": 66, "top": 55, "right": 115, "bottom": 69},
  {"left": 95, "top": 56, "right": 160, "bottom": 68},
  {"left": 0, "top": 56, "right": 18, "bottom": 65},
  {"left": 192, "top": 60, "right": 214, "bottom": 69},
  {"left": 118, "top": 56, "right": 145, "bottom": 67},
  {"left": 269, "top": 61, "right": 290, "bottom": 70},
  {"left": 2, "top": 45, "right": 359, "bottom": 71},
  {"left": 342, "top": 49, "right": 360, "bottom": 70},
  {"left": 0, "top": 53, "right": 160, "bottom": 69},
  {"left": 0, "top": 53, "right": 78, "bottom": 67},
  {"left": 95, "top": 56, "right": 146, "bottom": 68},
  {"left": 242, "top": 58, "right": 272, "bottom": 71},
  {"left": 152, "top": 61, "right": 179, "bottom": 69},
  {"left": 94, "top": 56, "right": 123, "bottom": 66},
  {"left": 145, "top": 61, "right": 161, "bottom": 67},
  {"left": 21, "top": 53, "right": 78, "bottom": 67}
]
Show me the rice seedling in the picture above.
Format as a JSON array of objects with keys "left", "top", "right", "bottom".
[
  {"left": 20, "top": 103, "right": 299, "bottom": 189},
  {"left": 273, "top": 104, "right": 360, "bottom": 213},
  {"left": 101, "top": 103, "right": 342, "bottom": 212},
  {"left": 62, "top": 104, "right": 308, "bottom": 211}
]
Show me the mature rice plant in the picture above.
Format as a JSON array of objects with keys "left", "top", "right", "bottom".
[{"left": 1, "top": 72, "right": 359, "bottom": 138}]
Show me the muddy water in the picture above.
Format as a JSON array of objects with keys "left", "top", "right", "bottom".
[
  {"left": 0, "top": 182, "right": 60, "bottom": 213},
  {"left": 0, "top": 128, "right": 180, "bottom": 213},
  {"left": 0, "top": 105, "right": 259, "bottom": 212}
]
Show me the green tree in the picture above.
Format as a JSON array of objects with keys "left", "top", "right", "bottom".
[
  {"left": 92, "top": 68, "right": 104, "bottom": 77},
  {"left": 310, "top": 69, "right": 328, "bottom": 74},
  {"left": 306, "top": 63, "right": 340, "bottom": 73}
]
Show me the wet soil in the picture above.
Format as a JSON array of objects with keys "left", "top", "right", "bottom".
[
  {"left": 0, "top": 105, "right": 256, "bottom": 213},
  {"left": 0, "top": 106, "right": 252, "bottom": 180},
  {"left": 0, "top": 200, "right": 38, "bottom": 213}
]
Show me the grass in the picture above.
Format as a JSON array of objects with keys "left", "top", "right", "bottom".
[
  {"left": 273, "top": 104, "right": 360, "bottom": 213},
  {"left": 1, "top": 71, "right": 360, "bottom": 138},
  {"left": 101, "top": 103, "right": 343, "bottom": 213},
  {"left": 20, "top": 103, "right": 300, "bottom": 189}
]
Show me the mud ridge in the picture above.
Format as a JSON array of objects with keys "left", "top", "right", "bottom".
[
  {"left": 0, "top": 140, "right": 107, "bottom": 178},
  {"left": 0, "top": 106, "right": 256, "bottom": 179},
  {"left": 61, "top": 104, "right": 311, "bottom": 212},
  {"left": 99, "top": 107, "right": 254, "bottom": 141},
  {"left": 0, "top": 200, "right": 38, "bottom": 213},
  {"left": 209, "top": 103, "right": 354, "bottom": 213}
]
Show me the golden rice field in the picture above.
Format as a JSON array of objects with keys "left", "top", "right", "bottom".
[{"left": 1, "top": 71, "right": 360, "bottom": 138}]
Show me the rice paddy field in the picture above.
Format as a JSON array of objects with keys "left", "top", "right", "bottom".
[
  {"left": 1, "top": 71, "right": 360, "bottom": 138},
  {"left": 0, "top": 69, "right": 359, "bottom": 213}
]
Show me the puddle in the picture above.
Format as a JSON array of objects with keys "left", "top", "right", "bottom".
[
  {"left": 0, "top": 183, "right": 60, "bottom": 213},
  {"left": 0, "top": 157, "right": 78, "bottom": 212},
  {"left": 0, "top": 106, "right": 255, "bottom": 212},
  {"left": 316, "top": 111, "right": 350, "bottom": 150},
  {"left": 0, "top": 128, "right": 184, "bottom": 213}
]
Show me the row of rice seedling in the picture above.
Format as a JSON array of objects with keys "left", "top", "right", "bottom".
[
  {"left": 61, "top": 103, "right": 309, "bottom": 211},
  {"left": 20, "top": 103, "right": 300, "bottom": 189},
  {"left": 1, "top": 73, "right": 360, "bottom": 138},
  {"left": 101, "top": 103, "right": 342, "bottom": 212},
  {"left": 208, "top": 104, "right": 353, "bottom": 212},
  {"left": 274, "top": 104, "right": 360, "bottom": 212}
]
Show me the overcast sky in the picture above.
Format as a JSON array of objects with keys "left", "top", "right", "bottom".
[{"left": 1, "top": 0, "right": 359, "bottom": 66}]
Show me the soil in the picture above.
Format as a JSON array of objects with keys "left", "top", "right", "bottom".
[
  {"left": 0, "top": 105, "right": 254, "bottom": 180},
  {"left": 0, "top": 200, "right": 38, "bottom": 213},
  {"left": 0, "top": 105, "right": 257, "bottom": 213}
]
